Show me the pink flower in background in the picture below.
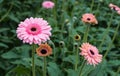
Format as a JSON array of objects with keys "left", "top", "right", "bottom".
[
  {"left": 79, "top": 43, "right": 102, "bottom": 66},
  {"left": 109, "top": 3, "right": 120, "bottom": 11},
  {"left": 16, "top": 17, "right": 52, "bottom": 45},
  {"left": 42, "top": 1, "right": 55, "bottom": 9},
  {"left": 81, "top": 13, "right": 98, "bottom": 25},
  {"left": 109, "top": 3, "right": 120, "bottom": 14},
  {"left": 117, "top": 10, "right": 120, "bottom": 14}
]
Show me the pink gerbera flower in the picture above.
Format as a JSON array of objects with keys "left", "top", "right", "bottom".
[
  {"left": 42, "top": 1, "right": 55, "bottom": 9},
  {"left": 79, "top": 43, "right": 102, "bottom": 66},
  {"left": 16, "top": 17, "right": 52, "bottom": 45},
  {"left": 109, "top": 3, "right": 120, "bottom": 11},
  {"left": 81, "top": 13, "right": 98, "bottom": 25},
  {"left": 109, "top": 3, "right": 120, "bottom": 14}
]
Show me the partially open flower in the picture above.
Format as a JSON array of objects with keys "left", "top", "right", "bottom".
[
  {"left": 81, "top": 13, "right": 98, "bottom": 25},
  {"left": 74, "top": 34, "right": 81, "bottom": 41},
  {"left": 65, "top": 19, "right": 69, "bottom": 24},
  {"left": 79, "top": 42, "right": 102, "bottom": 66},
  {"left": 109, "top": 3, "right": 120, "bottom": 11},
  {"left": 74, "top": 43, "right": 78, "bottom": 48},
  {"left": 59, "top": 41, "right": 65, "bottom": 47},
  {"left": 36, "top": 43, "right": 52, "bottom": 56},
  {"left": 109, "top": 3, "right": 120, "bottom": 14}
]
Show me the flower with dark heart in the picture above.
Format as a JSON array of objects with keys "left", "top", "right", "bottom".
[
  {"left": 79, "top": 42, "right": 102, "bottom": 66},
  {"left": 36, "top": 43, "right": 52, "bottom": 56},
  {"left": 109, "top": 3, "right": 120, "bottom": 15},
  {"left": 16, "top": 17, "right": 52, "bottom": 45},
  {"left": 74, "top": 34, "right": 81, "bottom": 41},
  {"left": 81, "top": 13, "right": 98, "bottom": 25}
]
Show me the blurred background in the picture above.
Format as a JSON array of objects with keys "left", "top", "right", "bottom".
[{"left": 0, "top": 0, "right": 120, "bottom": 76}]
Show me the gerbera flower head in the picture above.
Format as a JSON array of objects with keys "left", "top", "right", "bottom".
[
  {"left": 109, "top": 3, "right": 120, "bottom": 11},
  {"left": 42, "top": 1, "right": 55, "bottom": 9},
  {"left": 81, "top": 13, "right": 98, "bottom": 25},
  {"left": 109, "top": 3, "right": 120, "bottom": 14},
  {"left": 16, "top": 17, "right": 52, "bottom": 45},
  {"left": 36, "top": 43, "right": 52, "bottom": 56},
  {"left": 79, "top": 43, "right": 102, "bottom": 66}
]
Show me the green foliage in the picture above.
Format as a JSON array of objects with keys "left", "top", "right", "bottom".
[
  {"left": 47, "top": 62, "right": 62, "bottom": 76},
  {"left": 0, "top": 0, "right": 120, "bottom": 76}
]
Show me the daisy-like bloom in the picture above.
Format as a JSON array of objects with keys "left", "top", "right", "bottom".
[
  {"left": 109, "top": 3, "right": 120, "bottom": 15},
  {"left": 42, "top": 1, "right": 55, "bottom": 9},
  {"left": 79, "top": 43, "right": 102, "bottom": 66},
  {"left": 109, "top": 3, "right": 120, "bottom": 11},
  {"left": 16, "top": 17, "right": 52, "bottom": 44},
  {"left": 36, "top": 43, "right": 52, "bottom": 56},
  {"left": 81, "top": 13, "right": 98, "bottom": 25}
]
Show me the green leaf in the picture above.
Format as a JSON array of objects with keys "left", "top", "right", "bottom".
[
  {"left": 8, "top": 13, "right": 19, "bottom": 23},
  {"left": 88, "top": 60, "right": 108, "bottom": 76},
  {"left": 1, "top": 51, "right": 20, "bottom": 59},
  {"left": 47, "top": 62, "right": 62, "bottom": 76},
  {"left": 0, "top": 36, "right": 13, "bottom": 43},
  {"left": 0, "top": 28, "right": 9, "bottom": 32},
  {"left": 10, "top": 58, "right": 31, "bottom": 68},
  {"left": 63, "top": 55, "right": 76, "bottom": 64},
  {"left": 35, "top": 57, "right": 43, "bottom": 67},
  {"left": 66, "top": 69, "right": 78, "bottom": 76},
  {"left": 80, "top": 65, "right": 95, "bottom": 76},
  {"left": 0, "top": 43, "right": 8, "bottom": 48},
  {"left": 108, "top": 60, "right": 120, "bottom": 66},
  {"left": 48, "top": 18, "right": 57, "bottom": 27},
  {"left": 6, "top": 65, "right": 30, "bottom": 76},
  {"left": 0, "top": 0, "right": 3, "bottom": 3}
]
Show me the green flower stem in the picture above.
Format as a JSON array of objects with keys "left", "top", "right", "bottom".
[
  {"left": 79, "top": 24, "right": 90, "bottom": 75},
  {"left": 79, "top": 0, "right": 94, "bottom": 74},
  {"left": 115, "top": 66, "right": 120, "bottom": 76},
  {"left": 79, "top": 60, "right": 86, "bottom": 76},
  {"left": 53, "top": 0, "right": 57, "bottom": 20},
  {"left": 43, "top": 57, "right": 47, "bottom": 76},
  {"left": 90, "top": 0, "right": 94, "bottom": 12},
  {"left": 103, "top": 22, "right": 120, "bottom": 59},
  {"left": 61, "top": 47, "right": 65, "bottom": 59},
  {"left": 60, "top": 0, "right": 66, "bottom": 40},
  {"left": 82, "top": 25, "right": 90, "bottom": 42},
  {"left": 75, "top": 45, "right": 79, "bottom": 71},
  {"left": 98, "top": 12, "right": 114, "bottom": 51},
  {"left": 61, "top": 15, "right": 65, "bottom": 40},
  {"left": 50, "top": 40, "right": 56, "bottom": 61},
  {"left": 32, "top": 44, "right": 36, "bottom": 76},
  {"left": 95, "top": 2, "right": 100, "bottom": 16},
  {"left": 0, "top": 2, "right": 13, "bottom": 22}
]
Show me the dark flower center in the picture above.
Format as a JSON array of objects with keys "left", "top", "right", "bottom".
[
  {"left": 113, "top": 7, "right": 116, "bottom": 10},
  {"left": 75, "top": 36, "right": 79, "bottom": 39},
  {"left": 31, "top": 27, "right": 37, "bottom": 31},
  {"left": 40, "top": 49, "right": 47, "bottom": 54},
  {"left": 90, "top": 50, "right": 94, "bottom": 55},
  {"left": 87, "top": 18, "right": 91, "bottom": 21}
]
